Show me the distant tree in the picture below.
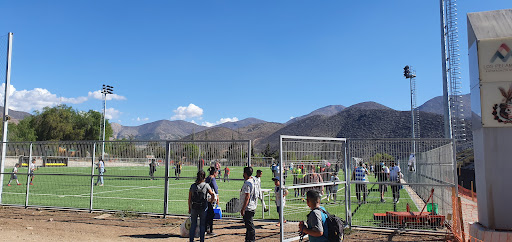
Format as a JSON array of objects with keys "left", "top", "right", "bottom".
[
  {"left": 370, "top": 153, "right": 395, "bottom": 165},
  {"left": 263, "top": 143, "right": 272, "bottom": 157},
  {"left": 7, "top": 116, "right": 37, "bottom": 141},
  {"left": 77, "top": 110, "right": 112, "bottom": 141},
  {"left": 29, "top": 105, "right": 112, "bottom": 141}
]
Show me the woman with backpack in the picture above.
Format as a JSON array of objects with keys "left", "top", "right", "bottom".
[
  {"left": 188, "top": 170, "right": 216, "bottom": 242},
  {"left": 205, "top": 168, "right": 219, "bottom": 236}
]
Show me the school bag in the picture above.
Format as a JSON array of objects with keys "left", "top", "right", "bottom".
[
  {"left": 309, "top": 207, "right": 346, "bottom": 242},
  {"left": 191, "top": 183, "right": 208, "bottom": 209}
]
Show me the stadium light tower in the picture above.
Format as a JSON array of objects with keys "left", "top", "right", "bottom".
[
  {"left": 404, "top": 65, "right": 420, "bottom": 141},
  {"left": 101, "top": 84, "right": 114, "bottom": 159}
]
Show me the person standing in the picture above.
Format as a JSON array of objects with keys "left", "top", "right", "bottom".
[
  {"left": 253, "top": 170, "right": 268, "bottom": 212},
  {"left": 292, "top": 165, "right": 302, "bottom": 197},
  {"left": 149, "top": 159, "right": 157, "bottom": 180},
  {"left": 215, "top": 161, "right": 221, "bottom": 178},
  {"left": 223, "top": 166, "right": 230, "bottom": 182},
  {"left": 95, "top": 158, "right": 105, "bottom": 186},
  {"left": 176, "top": 161, "right": 182, "bottom": 180},
  {"left": 271, "top": 162, "right": 278, "bottom": 178},
  {"left": 29, "top": 159, "right": 37, "bottom": 185},
  {"left": 273, "top": 176, "right": 288, "bottom": 225},
  {"left": 205, "top": 168, "right": 219, "bottom": 236},
  {"left": 7, "top": 163, "right": 21, "bottom": 186},
  {"left": 352, "top": 161, "right": 369, "bottom": 204},
  {"left": 328, "top": 172, "right": 340, "bottom": 203},
  {"left": 240, "top": 167, "right": 257, "bottom": 242},
  {"left": 389, "top": 162, "right": 402, "bottom": 204},
  {"left": 310, "top": 166, "right": 324, "bottom": 196},
  {"left": 188, "top": 170, "right": 215, "bottom": 242},
  {"left": 375, "top": 162, "right": 390, "bottom": 203}
]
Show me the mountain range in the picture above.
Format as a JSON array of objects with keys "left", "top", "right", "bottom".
[{"left": 4, "top": 94, "right": 471, "bottom": 153}]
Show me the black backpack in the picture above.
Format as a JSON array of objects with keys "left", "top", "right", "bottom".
[
  {"left": 310, "top": 207, "right": 345, "bottom": 242},
  {"left": 191, "top": 183, "right": 207, "bottom": 209}
]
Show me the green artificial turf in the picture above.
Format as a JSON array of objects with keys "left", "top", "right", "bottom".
[{"left": 1, "top": 165, "right": 419, "bottom": 226}]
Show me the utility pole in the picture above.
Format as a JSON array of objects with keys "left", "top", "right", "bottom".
[{"left": 0, "top": 33, "right": 13, "bottom": 203}]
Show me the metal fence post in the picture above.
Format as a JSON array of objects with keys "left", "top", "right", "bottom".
[
  {"left": 452, "top": 139, "right": 459, "bottom": 195},
  {"left": 247, "top": 140, "right": 251, "bottom": 167},
  {"left": 345, "top": 139, "right": 351, "bottom": 227},
  {"left": 24, "top": 142, "right": 33, "bottom": 208},
  {"left": 164, "top": 141, "right": 170, "bottom": 218},
  {"left": 279, "top": 136, "right": 284, "bottom": 242},
  {"left": 89, "top": 143, "right": 96, "bottom": 212}
]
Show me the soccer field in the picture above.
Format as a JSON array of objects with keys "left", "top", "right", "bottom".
[{"left": 2, "top": 165, "right": 417, "bottom": 226}]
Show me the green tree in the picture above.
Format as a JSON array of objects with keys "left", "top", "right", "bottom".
[
  {"left": 8, "top": 116, "right": 37, "bottom": 141},
  {"left": 370, "top": 153, "right": 395, "bottom": 165},
  {"left": 30, "top": 105, "right": 112, "bottom": 141}
]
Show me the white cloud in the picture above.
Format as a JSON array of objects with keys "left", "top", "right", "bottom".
[
  {"left": 290, "top": 116, "right": 295, "bottom": 120},
  {"left": 88, "top": 90, "right": 126, "bottom": 101},
  {"left": 105, "top": 107, "right": 121, "bottom": 119},
  {"left": 171, "top": 103, "right": 203, "bottom": 120},
  {"left": 219, "top": 117, "right": 239, "bottom": 123},
  {"left": 0, "top": 84, "right": 88, "bottom": 112},
  {"left": 136, "top": 117, "right": 149, "bottom": 122},
  {"left": 201, "top": 117, "right": 238, "bottom": 127},
  {"left": 190, "top": 120, "right": 197, "bottom": 124},
  {"left": 202, "top": 121, "right": 215, "bottom": 127}
]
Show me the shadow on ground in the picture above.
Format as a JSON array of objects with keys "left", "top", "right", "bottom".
[{"left": 121, "top": 234, "right": 179, "bottom": 239}]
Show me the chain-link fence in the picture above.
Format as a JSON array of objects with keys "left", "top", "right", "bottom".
[
  {"left": 1, "top": 137, "right": 458, "bottom": 241},
  {"left": 278, "top": 136, "right": 456, "bottom": 242},
  {"left": 0, "top": 140, "right": 251, "bottom": 217},
  {"left": 348, "top": 138, "right": 455, "bottom": 231}
]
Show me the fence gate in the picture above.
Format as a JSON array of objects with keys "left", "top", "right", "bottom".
[
  {"left": 347, "top": 138, "right": 456, "bottom": 233},
  {"left": 279, "top": 135, "right": 347, "bottom": 241}
]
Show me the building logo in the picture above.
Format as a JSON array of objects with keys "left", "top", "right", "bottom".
[
  {"left": 491, "top": 43, "right": 512, "bottom": 63},
  {"left": 492, "top": 84, "right": 512, "bottom": 123}
]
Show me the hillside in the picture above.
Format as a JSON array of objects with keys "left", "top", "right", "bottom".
[
  {"left": 286, "top": 105, "right": 346, "bottom": 124},
  {"left": 111, "top": 120, "right": 208, "bottom": 140},
  {"left": 215, "top": 118, "right": 267, "bottom": 130},
  {"left": 0, "top": 106, "right": 32, "bottom": 122},
  {"left": 418, "top": 94, "right": 471, "bottom": 117},
  {"left": 257, "top": 108, "right": 455, "bottom": 152},
  {"left": 181, "top": 122, "right": 285, "bottom": 148}
]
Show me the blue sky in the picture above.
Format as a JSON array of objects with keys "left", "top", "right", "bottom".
[{"left": 1, "top": 1, "right": 511, "bottom": 127}]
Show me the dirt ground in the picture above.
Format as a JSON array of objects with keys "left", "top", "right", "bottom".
[{"left": 0, "top": 206, "right": 453, "bottom": 241}]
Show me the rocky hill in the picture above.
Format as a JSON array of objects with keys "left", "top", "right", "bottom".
[
  {"left": 418, "top": 94, "right": 471, "bottom": 117},
  {"left": 215, "top": 118, "right": 267, "bottom": 130},
  {"left": 0, "top": 106, "right": 32, "bottom": 123},
  {"left": 181, "top": 122, "right": 285, "bottom": 147},
  {"left": 109, "top": 95, "right": 472, "bottom": 153},
  {"left": 286, "top": 105, "right": 346, "bottom": 125},
  {"left": 111, "top": 120, "right": 208, "bottom": 140},
  {"left": 257, "top": 108, "right": 457, "bottom": 152}
]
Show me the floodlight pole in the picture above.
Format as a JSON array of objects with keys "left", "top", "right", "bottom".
[
  {"left": 102, "top": 93, "right": 106, "bottom": 159},
  {"left": 101, "top": 85, "right": 113, "bottom": 160},
  {"left": 0, "top": 33, "right": 13, "bottom": 203},
  {"left": 404, "top": 65, "right": 418, "bottom": 154}
]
